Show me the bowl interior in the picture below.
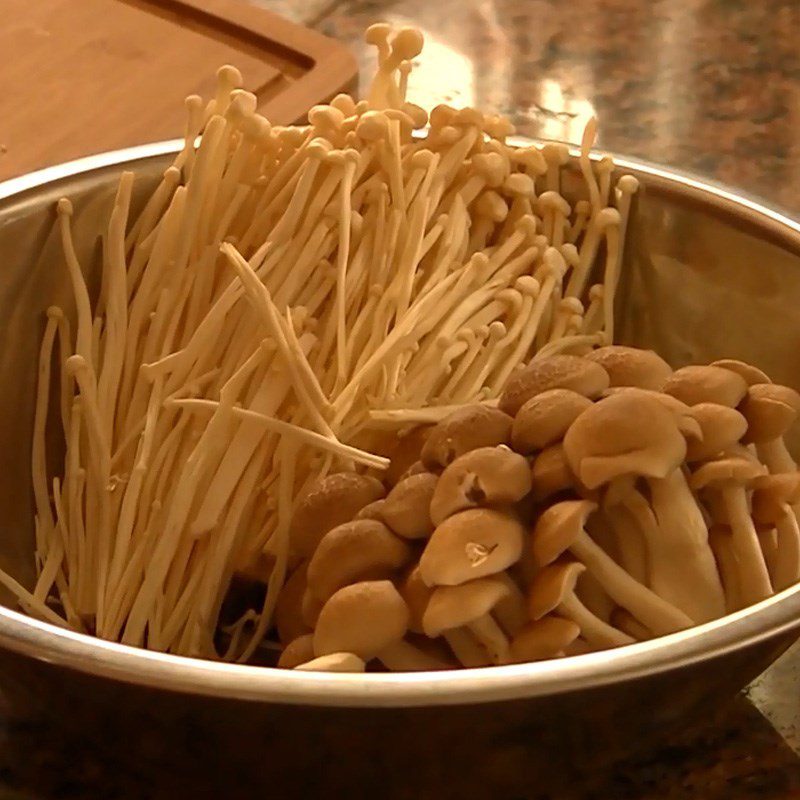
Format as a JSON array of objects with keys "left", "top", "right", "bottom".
[{"left": 1, "top": 142, "right": 800, "bottom": 701}]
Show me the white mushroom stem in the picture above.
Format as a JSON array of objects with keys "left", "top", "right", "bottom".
[
  {"left": 772, "top": 507, "right": 800, "bottom": 591},
  {"left": 602, "top": 502, "right": 647, "bottom": 584},
  {"left": 443, "top": 629, "right": 491, "bottom": 667},
  {"left": 493, "top": 573, "right": 528, "bottom": 637},
  {"left": 559, "top": 593, "right": 634, "bottom": 648},
  {"left": 378, "top": 640, "right": 450, "bottom": 671},
  {"left": 708, "top": 528, "right": 743, "bottom": 613},
  {"left": 757, "top": 438, "right": 796, "bottom": 473},
  {"left": 294, "top": 652, "right": 366, "bottom": 672},
  {"left": 645, "top": 470, "right": 726, "bottom": 621},
  {"left": 467, "top": 613, "right": 511, "bottom": 665},
  {"left": 719, "top": 486, "right": 773, "bottom": 605},
  {"left": 567, "top": 530, "right": 694, "bottom": 635}
]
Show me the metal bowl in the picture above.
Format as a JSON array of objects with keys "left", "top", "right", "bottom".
[{"left": 1, "top": 141, "right": 800, "bottom": 796}]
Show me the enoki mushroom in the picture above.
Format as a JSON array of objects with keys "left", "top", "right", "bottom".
[{"left": 21, "top": 24, "right": 639, "bottom": 661}]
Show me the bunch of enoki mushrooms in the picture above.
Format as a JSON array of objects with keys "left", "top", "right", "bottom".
[{"left": 17, "top": 23, "right": 798, "bottom": 670}]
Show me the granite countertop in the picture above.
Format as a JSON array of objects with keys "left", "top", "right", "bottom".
[{"left": 4, "top": 1, "right": 800, "bottom": 797}]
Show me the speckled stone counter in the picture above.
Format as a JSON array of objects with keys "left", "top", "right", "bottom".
[{"left": 3, "top": 0, "right": 800, "bottom": 797}]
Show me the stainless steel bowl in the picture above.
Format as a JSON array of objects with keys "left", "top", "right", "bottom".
[{"left": 1, "top": 141, "right": 800, "bottom": 796}]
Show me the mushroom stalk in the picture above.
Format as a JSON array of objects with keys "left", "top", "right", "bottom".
[
  {"left": 560, "top": 593, "right": 634, "bottom": 648},
  {"left": 443, "top": 629, "right": 491, "bottom": 668},
  {"left": 772, "top": 508, "right": 800, "bottom": 591},
  {"left": 378, "top": 640, "right": 450, "bottom": 671},
  {"left": 645, "top": 470, "right": 726, "bottom": 621},
  {"left": 467, "top": 613, "right": 511, "bottom": 665}
]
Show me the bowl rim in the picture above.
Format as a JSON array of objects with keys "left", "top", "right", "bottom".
[{"left": 1, "top": 138, "right": 800, "bottom": 708}]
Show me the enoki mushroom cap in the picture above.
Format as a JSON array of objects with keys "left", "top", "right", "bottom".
[
  {"left": 499, "top": 355, "right": 610, "bottom": 417},
  {"left": 421, "top": 404, "right": 513, "bottom": 470},
  {"left": 584, "top": 345, "right": 673, "bottom": 391},
  {"left": 313, "top": 580, "right": 409, "bottom": 660},
  {"left": 422, "top": 576, "right": 510, "bottom": 637},
  {"left": 662, "top": 365, "right": 748, "bottom": 408},
  {"left": 563, "top": 392, "right": 687, "bottom": 489},
  {"left": 419, "top": 508, "right": 525, "bottom": 586},
  {"left": 528, "top": 560, "right": 586, "bottom": 619},
  {"left": 751, "top": 472, "right": 800, "bottom": 524},
  {"left": 307, "top": 519, "right": 412, "bottom": 602},
  {"left": 290, "top": 472, "right": 385, "bottom": 557},
  {"left": 429, "top": 446, "right": 532, "bottom": 525},
  {"left": 509, "top": 617, "right": 581, "bottom": 663},
  {"left": 511, "top": 389, "right": 593, "bottom": 454},
  {"left": 532, "top": 498, "right": 597, "bottom": 566},
  {"left": 686, "top": 403, "right": 748, "bottom": 462},
  {"left": 739, "top": 383, "right": 800, "bottom": 443},
  {"left": 380, "top": 471, "right": 438, "bottom": 539},
  {"left": 689, "top": 455, "right": 768, "bottom": 491}
]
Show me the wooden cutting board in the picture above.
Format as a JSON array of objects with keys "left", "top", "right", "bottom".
[{"left": 0, "top": 0, "right": 358, "bottom": 180}]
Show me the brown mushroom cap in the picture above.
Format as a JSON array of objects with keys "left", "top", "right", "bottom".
[
  {"left": 422, "top": 577, "right": 510, "bottom": 637},
  {"left": 421, "top": 405, "right": 513, "bottom": 470},
  {"left": 686, "top": 403, "right": 748, "bottom": 462},
  {"left": 531, "top": 499, "right": 597, "bottom": 566},
  {"left": 689, "top": 455, "right": 767, "bottom": 491},
  {"left": 751, "top": 473, "right": 800, "bottom": 524},
  {"left": 277, "top": 633, "right": 315, "bottom": 669},
  {"left": 511, "top": 389, "right": 593, "bottom": 454},
  {"left": 530, "top": 443, "right": 580, "bottom": 502},
  {"left": 430, "top": 446, "right": 532, "bottom": 525},
  {"left": 355, "top": 499, "right": 388, "bottom": 521},
  {"left": 498, "top": 355, "right": 610, "bottom": 417},
  {"left": 313, "top": 580, "right": 410, "bottom": 659},
  {"left": 662, "top": 365, "right": 748, "bottom": 408},
  {"left": 294, "top": 652, "right": 367, "bottom": 672},
  {"left": 301, "top": 588, "right": 324, "bottom": 628},
  {"left": 380, "top": 472, "right": 438, "bottom": 539},
  {"left": 711, "top": 359, "right": 771, "bottom": 387},
  {"left": 398, "top": 460, "right": 430, "bottom": 482},
  {"left": 419, "top": 508, "right": 526, "bottom": 586},
  {"left": 386, "top": 426, "right": 432, "bottom": 485},
  {"left": 290, "top": 472, "right": 385, "bottom": 557},
  {"left": 398, "top": 565, "right": 433, "bottom": 634},
  {"left": 563, "top": 392, "right": 686, "bottom": 489},
  {"left": 601, "top": 386, "right": 703, "bottom": 441},
  {"left": 528, "top": 561, "right": 586, "bottom": 619},
  {"left": 739, "top": 383, "right": 800, "bottom": 443},
  {"left": 584, "top": 345, "right": 673, "bottom": 391},
  {"left": 508, "top": 617, "right": 581, "bottom": 663},
  {"left": 275, "top": 562, "right": 312, "bottom": 644},
  {"left": 307, "top": 519, "right": 412, "bottom": 602}
]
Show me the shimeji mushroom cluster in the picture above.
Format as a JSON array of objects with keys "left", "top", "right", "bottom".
[
  {"left": 20, "top": 23, "right": 639, "bottom": 659},
  {"left": 278, "top": 347, "right": 800, "bottom": 672}
]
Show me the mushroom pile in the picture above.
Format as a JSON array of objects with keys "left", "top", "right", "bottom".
[{"left": 277, "top": 347, "right": 800, "bottom": 672}]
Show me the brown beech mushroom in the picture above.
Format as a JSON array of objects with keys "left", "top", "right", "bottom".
[
  {"left": 278, "top": 633, "right": 315, "bottom": 668},
  {"left": 609, "top": 608, "right": 652, "bottom": 641},
  {"left": 528, "top": 561, "right": 634, "bottom": 648},
  {"left": 511, "top": 389, "right": 592, "bottom": 454},
  {"left": 492, "top": 572, "right": 529, "bottom": 637},
  {"left": 290, "top": 473, "right": 385, "bottom": 557},
  {"left": 686, "top": 403, "right": 748, "bottom": 462},
  {"left": 498, "top": 354, "right": 610, "bottom": 417},
  {"left": 690, "top": 455, "right": 772, "bottom": 606},
  {"left": 421, "top": 405, "right": 513, "bottom": 470},
  {"left": 313, "top": 580, "right": 445, "bottom": 670},
  {"left": 662, "top": 365, "right": 748, "bottom": 408},
  {"left": 711, "top": 359, "right": 771, "bottom": 386},
  {"left": 419, "top": 508, "right": 525, "bottom": 586},
  {"left": 301, "top": 589, "right": 324, "bottom": 629},
  {"left": 530, "top": 443, "right": 581, "bottom": 502},
  {"left": 385, "top": 426, "right": 432, "bottom": 485},
  {"left": 564, "top": 390, "right": 726, "bottom": 622},
  {"left": 381, "top": 471, "right": 438, "bottom": 539},
  {"left": 739, "top": 383, "right": 800, "bottom": 473},
  {"left": 584, "top": 345, "right": 672, "bottom": 390},
  {"left": 356, "top": 499, "right": 388, "bottom": 521},
  {"left": 307, "top": 519, "right": 412, "bottom": 602},
  {"left": 429, "top": 446, "right": 532, "bottom": 524},
  {"left": 275, "top": 562, "right": 312, "bottom": 644},
  {"left": 294, "top": 652, "right": 367, "bottom": 672},
  {"left": 600, "top": 387, "right": 702, "bottom": 442},
  {"left": 751, "top": 472, "right": 800, "bottom": 590},
  {"left": 509, "top": 617, "right": 581, "bottom": 663},
  {"left": 532, "top": 499, "right": 693, "bottom": 634},
  {"left": 423, "top": 577, "right": 512, "bottom": 664}
]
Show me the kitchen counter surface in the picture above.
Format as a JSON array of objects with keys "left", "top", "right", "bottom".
[{"left": 3, "top": 0, "right": 800, "bottom": 797}]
